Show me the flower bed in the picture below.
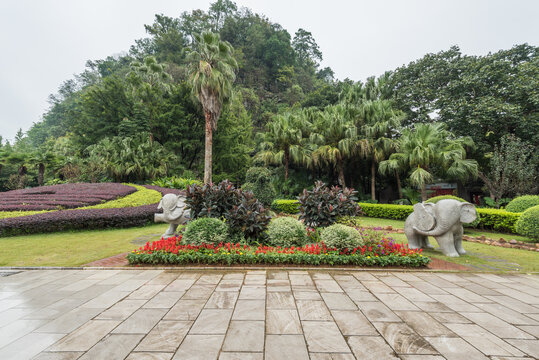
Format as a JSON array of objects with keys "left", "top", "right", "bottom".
[
  {"left": 127, "top": 236, "right": 430, "bottom": 267},
  {"left": 0, "top": 183, "right": 136, "bottom": 211},
  {"left": 0, "top": 185, "right": 179, "bottom": 237}
]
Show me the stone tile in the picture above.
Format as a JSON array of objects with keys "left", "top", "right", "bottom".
[
  {"left": 266, "top": 292, "right": 296, "bottom": 309},
  {"left": 351, "top": 272, "right": 377, "bottom": 281},
  {"left": 244, "top": 275, "right": 266, "bottom": 286},
  {"left": 378, "top": 275, "right": 410, "bottom": 287},
  {"left": 320, "top": 292, "right": 357, "bottom": 310},
  {"left": 265, "top": 335, "right": 309, "bottom": 360},
  {"left": 164, "top": 299, "right": 206, "bottom": 321},
  {"left": 460, "top": 312, "right": 534, "bottom": 339},
  {"left": 345, "top": 288, "right": 377, "bottom": 302},
  {"left": 190, "top": 309, "right": 233, "bottom": 334},
  {"left": 164, "top": 279, "right": 196, "bottom": 292},
  {"left": 218, "top": 353, "right": 263, "bottom": 360},
  {"left": 197, "top": 274, "right": 223, "bottom": 285},
  {"left": 293, "top": 290, "right": 322, "bottom": 300},
  {"left": 80, "top": 290, "right": 130, "bottom": 309},
  {"left": 0, "top": 307, "right": 36, "bottom": 326},
  {"left": 302, "top": 321, "right": 350, "bottom": 353},
  {"left": 473, "top": 302, "right": 539, "bottom": 325},
  {"left": 289, "top": 274, "right": 314, "bottom": 287},
  {"left": 414, "top": 301, "right": 453, "bottom": 313},
  {"left": 375, "top": 293, "right": 419, "bottom": 311},
  {"left": 309, "top": 354, "right": 355, "bottom": 360},
  {"left": 36, "top": 307, "right": 102, "bottom": 334},
  {"left": 78, "top": 334, "right": 144, "bottom": 360},
  {"left": 486, "top": 295, "right": 539, "bottom": 313},
  {"left": 361, "top": 280, "right": 395, "bottom": 293},
  {"left": 395, "top": 287, "right": 434, "bottom": 302},
  {"left": 518, "top": 325, "right": 539, "bottom": 337},
  {"left": 48, "top": 320, "right": 120, "bottom": 351},
  {"left": 331, "top": 310, "right": 377, "bottom": 335},
  {"left": 146, "top": 271, "right": 181, "bottom": 285},
  {"left": 407, "top": 281, "right": 448, "bottom": 295},
  {"left": 126, "top": 353, "right": 173, "bottom": 360},
  {"left": 222, "top": 273, "right": 245, "bottom": 280},
  {"left": 373, "top": 322, "right": 438, "bottom": 355},
  {"left": 205, "top": 291, "right": 238, "bottom": 309},
  {"left": 182, "top": 285, "right": 215, "bottom": 300},
  {"left": 504, "top": 339, "right": 539, "bottom": 359},
  {"left": 215, "top": 280, "right": 243, "bottom": 292},
  {"left": 311, "top": 272, "right": 332, "bottom": 279},
  {"left": 296, "top": 300, "right": 332, "bottom": 320},
  {"left": 267, "top": 279, "right": 291, "bottom": 292},
  {"left": 347, "top": 336, "right": 399, "bottom": 360},
  {"left": 429, "top": 294, "right": 481, "bottom": 312},
  {"left": 239, "top": 286, "right": 265, "bottom": 300},
  {"left": 232, "top": 299, "right": 265, "bottom": 320},
  {"left": 396, "top": 311, "right": 455, "bottom": 337},
  {"left": 127, "top": 285, "right": 166, "bottom": 300},
  {"left": 135, "top": 321, "right": 192, "bottom": 352},
  {"left": 429, "top": 311, "right": 472, "bottom": 324},
  {"left": 314, "top": 279, "right": 343, "bottom": 292},
  {"left": 399, "top": 356, "right": 446, "bottom": 360},
  {"left": 356, "top": 301, "right": 401, "bottom": 322},
  {"left": 173, "top": 334, "right": 224, "bottom": 360},
  {"left": 445, "top": 323, "right": 525, "bottom": 357},
  {"left": 143, "top": 291, "right": 184, "bottom": 309},
  {"left": 222, "top": 320, "right": 264, "bottom": 352},
  {"left": 0, "top": 333, "right": 66, "bottom": 360},
  {"left": 112, "top": 308, "right": 168, "bottom": 334},
  {"left": 0, "top": 319, "right": 49, "bottom": 348},
  {"left": 266, "top": 309, "right": 302, "bottom": 334},
  {"left": 32, "top": 352, "right": 84, "bottom": 360},
  {"left": 267, "top": 271, "right": 288, "bottom": 280},
  {"left": 450, "top": 287, "right": 492, "bottom": 303},
  {"left": 58, "top": 279, "right": 100, "bottom": 292},
  {"left": 96, "top": 300, "right": 146, "bottom": 320},
  {"left": 425, "top": 337, "right": 489, "bottom": 360}
]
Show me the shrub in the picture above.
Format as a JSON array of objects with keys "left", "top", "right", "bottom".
[
  {"left": 267, "top": 217, "right": 307, "bottom": 247},
  {"left": 476, "top": 208, "right": 520, "bottom": 233},
  {"left": 185, "top": 180, "right": 271, "bottom": 241},
  {"left": 182, "top": 217, "right": 228, "bottom": 246},
  {"left": 151, "top": 176, "right": 202, "bottom": 190},
  {"left": 320, "top": 224, "right": 362, "bottom": 251},
  {"left": 242, "top": 167, "right": 276, "bottom": 206},
  {"left": 80, "top": 184, "right": 162, "bottom": 209},
  {"left": 359, "top": 203, "right": 413, "bottom": 220},
  {"left": 515, "top": 205, "right": 539, "bottom": 240},
  {"left": 336, "top": 216, "right": 362, "bottom": 227},
  {"left": 426, "top": 195, "right": 466, "bottom": 203},
  {"left": 271, "top": 199, "right": 300, "bottom": 214},
  {"left": 299, "top": 181, "right": 361, "bottom": 227},
  {"left": 506, "top": 195, "right": 539, "bottom": 213}
]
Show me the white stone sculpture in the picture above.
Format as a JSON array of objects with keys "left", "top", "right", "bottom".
[
  {"left": 404, "top": 199, "right": 477, "bottom": 257},
  {"left": 154, "top": 194, "right": 190, "bottom": 238}
]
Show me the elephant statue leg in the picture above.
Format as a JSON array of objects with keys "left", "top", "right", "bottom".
[
  {"left": 420, "top": 236, "right": 434, "bottom": 249},
  {"left": 405, "top": 226, "right": 422, "bottom": 249},
  {"left": 162, "top": 223, "right": 179, "bottom": 239},
  {"left": 453, "top": 224, "right": 466, "bottom": 255},
  {"left": 434, "top": 233, "right": 459, "bottom": 257}
]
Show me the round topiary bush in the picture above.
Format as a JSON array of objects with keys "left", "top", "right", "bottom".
[
  {"left": 182, "top": 217, "right": 228, "bottom": 246},
  {"left": 425, "top": 195, "right": 466, "bottom": 203},
  {"left": 320, "top": 224, "right": 362, "bottom": 251},
  {"left": 267, "top": 217, "right": 307, "bottom": 247},
  {"left": 515, "top": 205, "right": 539, "bottom": 240},
  {"left": 506, "top": 195, "right": 539, "bottom": 213}
]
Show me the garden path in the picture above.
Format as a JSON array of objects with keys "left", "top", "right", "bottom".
[{"left": 0, "top": 269, "right": 538, "bottom": 359}]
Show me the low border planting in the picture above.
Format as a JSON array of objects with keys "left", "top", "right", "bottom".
[
  {"left": 127, "top": 236, "right": 430, "bottom": 267},
  {"left": 271, "top": 199, "right": 301, "bottom": 214}
]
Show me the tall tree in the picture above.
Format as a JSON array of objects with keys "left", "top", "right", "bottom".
[
  {"left": 187, "top": 31, "right": 238, "bottom": 184},
  {"left": 293, "top": 28, "right": 323, "bottom": 67}
]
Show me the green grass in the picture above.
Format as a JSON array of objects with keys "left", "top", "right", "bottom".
[{"left": 0, "top": 224, "right": 166, "bottom": 267}]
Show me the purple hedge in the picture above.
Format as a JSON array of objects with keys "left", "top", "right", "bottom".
[
  {"left": 0, "top": 183, "right": 136, "bottom": 211},
  {"left": 0, "top": 184, "right": 180, "bottom": 236}
]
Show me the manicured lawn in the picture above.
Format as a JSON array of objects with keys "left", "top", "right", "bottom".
[{"left": 0, "top": 224, "right": 166, "bottom": 267}]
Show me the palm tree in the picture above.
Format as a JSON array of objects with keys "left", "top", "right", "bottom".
[
  {"left": 257, "top": 112, "right": 308, "bottom": 181},
  {"left": 359, "top": 100, "right": 403, "bottom": 200},
  {"left": 187, "top": 31, "right": 238, "bottom": 184},
  {"left": 380, "top": 123, "right": 478, "bottom": 201},
  {"left": 311, "top": 105, "right": 366, "bottom": 187},
  {"left": 29, "top": 151, "right": 57, "bottom": 186}
]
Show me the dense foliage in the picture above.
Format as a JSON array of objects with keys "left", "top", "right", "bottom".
[
  {"left": 505, "top": 195, "right": 539, "bottom": 213},
  {"left": 241, "top": 167, "right": 276, "bottom": 206},
  {"left": 515, "top": 205, "right": 539, "bottom": 240},
  {"left": 298, "top": 181, "right": 361, "bottom": 227},
  {"left": 319, "top": 224, "right": 362, "bottom": 251},
  {"left": 267, "top": 217, "right": 307, "bottom": 248},
  {"left": 127, "top": 235, "right": 430, "bottom": 267},
  {"left": 182, "top": 217, "right": 228, "bottom": 245},
  {"left": 271, "top": 199, "right": 301, "bottom": 214}
]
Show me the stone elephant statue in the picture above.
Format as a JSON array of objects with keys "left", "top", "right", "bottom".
[
  {"left": 154, "top": 194, "right": 190, "bottom": 238},
  {"left": 404, "top": 199, "right": 477, "bottom": 257}
]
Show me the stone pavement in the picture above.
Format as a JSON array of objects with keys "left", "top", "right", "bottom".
[{"left": 0, "top": 269, "right": 538, "bottom": 360}]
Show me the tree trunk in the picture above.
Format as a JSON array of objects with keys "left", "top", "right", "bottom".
[
  {"left": 371, "top": 160, "right": 376, "bottom": 201},
  {"left": 420, "top": 183, "right": 427, "bottom": 202},
  {"left": 38, "top": 163, "right": 45, "bottom": 186},
  {"left": 204, "top": 111, "right": 213, "bottom": 184},
  {"left": 337, "top": 156, "right": 346, "bottom": 187},
  {"left": 395, "top": 170, "right": 403, "bottom": 199},
  {"left": 284, "top": 147, "right": 289, "bottom": 181}
]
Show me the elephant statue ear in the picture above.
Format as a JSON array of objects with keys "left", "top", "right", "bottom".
[
  {"left": 413, "top": 203, "right": 436, "bottom": 231},
  {"left": 460, "top": 203, "right": 477, "bottom": 223},
  {"left": 157, "top": 199, "right": 163, "bottom": 210}
]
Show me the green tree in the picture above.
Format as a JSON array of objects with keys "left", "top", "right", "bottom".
[
  {"left": 29, "top": 151, "right": 57, "bottom": 186},
  {"left": 380, "top": 123, "right": 478, "bottom": 201},
  {"left": 187, "top": 31, "right": 238, "bottom": 184},
  {"left": 293, "top": 28, "right": 323, "bottom": 67}
]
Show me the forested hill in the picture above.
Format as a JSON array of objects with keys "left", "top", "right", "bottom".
[{"left": 1, "top": 0, "right": 537, "bottom": 200}]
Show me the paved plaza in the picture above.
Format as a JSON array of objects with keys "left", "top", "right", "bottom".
[{"left": 0, "top": 269, "right": 538, "bottom": 359}]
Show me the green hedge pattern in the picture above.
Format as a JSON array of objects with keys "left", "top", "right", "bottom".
[{"left": 271, "top": 199, "right": 301, "bottom": 214}]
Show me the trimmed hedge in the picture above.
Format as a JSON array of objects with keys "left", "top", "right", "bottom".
[
  {"left": 475, "top": 208, "right": 520, "bottom": 233},
  {"left": 506, "top": 195, "right": 539, "bottom": 213},
  {"left": 426, "top": 195, "right": 466, "bottom": 203},
  {"left": 515, "top": 205, "right": 539, "bottom": 240},
  {"left": 358, "top": 202, "right": 414, "bottom": 220},
  {"left": 271, "top": 199, "right": 301, "bottom": 214},
  {"left": 182, "top": 218, "right": 228, "bottom": 246},
  {"left": 79, "top": 184, "right": 162, "bottom": 209}
]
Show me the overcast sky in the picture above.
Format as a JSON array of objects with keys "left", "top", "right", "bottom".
[{"left": 0, "top": 0, "right": 537, "bottom": 142}]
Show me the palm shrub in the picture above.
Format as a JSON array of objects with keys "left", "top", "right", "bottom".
[
  {"left": 320, "top": 224, "right": 362, "bottom": 251},
  {"left": 182, "top": 217, "right": 228, "bottom": 246},
  {"left": 267, "top": 217, "right": 307, "bottom": 247},
  {"left": 298, "top": 181, "right": 361, "bottom": 227},
  {"left": 506, "top": 195, "right": 539, "bottom": 213},
  {"left": 515, "top": 205, "right": 539, "bottom": 241}
]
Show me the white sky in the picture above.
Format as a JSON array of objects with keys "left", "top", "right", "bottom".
[{"left": 0, "top": 0, "right": 537, "bottom": 142}]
